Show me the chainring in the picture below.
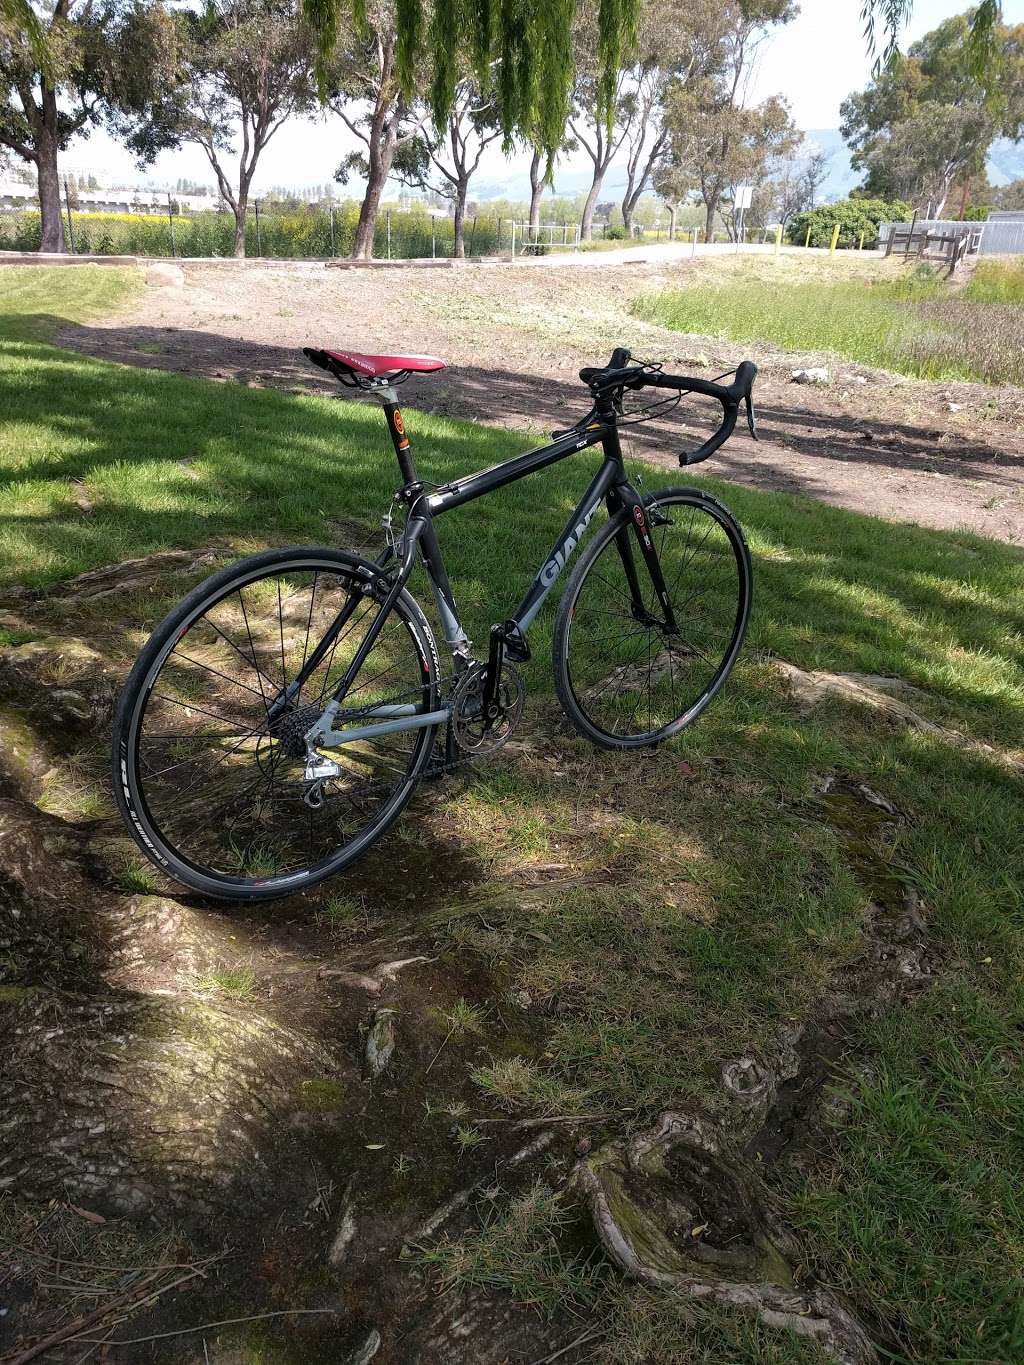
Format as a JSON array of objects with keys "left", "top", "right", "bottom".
[{"left": 451, "top": 661, "right": 525, "bottom": 755}]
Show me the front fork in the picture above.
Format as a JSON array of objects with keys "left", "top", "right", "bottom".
[{"left": 608, "top": 482, "right": 679, "bottom": 634}]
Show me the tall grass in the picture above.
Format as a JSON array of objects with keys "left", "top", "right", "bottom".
[
  {"left": 963, "top": 257, "right": 1024, "bottom": 303},
  {"left": 634, "top": 259, "right": 1024, "bottom": 386},
  {"left": 0, "top": 206, "right": 510, "bottom": 260}
]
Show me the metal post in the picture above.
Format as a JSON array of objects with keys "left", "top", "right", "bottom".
[
  {"left": 387, "top": 209, "right": 391, "bottom": 259},
  {"left": 431, "top": 217, "right": 435, "bottom": 258},
  {"left": 63, "top": 177, "right": 76, "bottom": 254},
  {"left": 692, "top": 226, "right": 697, "bottom": 256},
  {"left": 511, "top": 219, "right": 516, "bottom": 259},
  {"left": 829, "top": 221, "right": 841, "bottom": 255},
  {"left": 254, "top": 198, "right": 262, "bottom": 256},
  {"left": 906, "top": 209, "right": 917, "bottom": 257},
  {"left": 858, "top": 230, "right": 865, "bottom": 251},
  {"left": 804, "top": 225, "right": 811, "bottom": 249},
  {"left": 329, "top": 202, "right": 335, "bottom": 257},
  {"left": 167, "top": 193, "right": 176, "bottom": 257}
]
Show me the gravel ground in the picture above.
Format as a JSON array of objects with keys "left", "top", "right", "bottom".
[{"left": 58, "top": 255, "right": 1024, "bottom": 544}]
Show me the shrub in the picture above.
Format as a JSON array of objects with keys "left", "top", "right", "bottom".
[
  {"left": 788, "top": 197, "right": 912, "bottom": 249},
  {"left": 603, "top": 224, "right": 628, "bottom": 240}
]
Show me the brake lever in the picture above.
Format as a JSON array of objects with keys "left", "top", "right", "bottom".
[{"left": 745, "top": 394, "right": 759, "bottom": 442}]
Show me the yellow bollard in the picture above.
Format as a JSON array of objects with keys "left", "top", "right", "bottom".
[
  {"left": 804, "top": 225, "right": 811, "bottom": 249},
  {"left": 829, "top": 222, "right": 841, "bottom": 255},
  {"left": 858, "top": 230, "right": 865, "bottom": 251},
  {"left": 775, "top": 223, "right": 783, "bottom": 255}
]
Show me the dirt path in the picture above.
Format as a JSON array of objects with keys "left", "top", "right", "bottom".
[{"left": 59, "top": 258, "right": 1024, "bottom": 544}]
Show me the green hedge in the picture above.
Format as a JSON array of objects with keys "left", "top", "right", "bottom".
[{"left": 788, "top": 197, "right": 912, "bottom": 250}]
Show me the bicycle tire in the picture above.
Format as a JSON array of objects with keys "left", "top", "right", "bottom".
[
  {"left": 113, "top": 546, "right": 439, "bottom": 901},
  {"left": 552, "top": 487, "right": 752, "bottom": 750}
]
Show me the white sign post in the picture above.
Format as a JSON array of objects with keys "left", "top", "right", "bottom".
[{"left": 734, "top": 184, "right": 753, "bottom": 250}]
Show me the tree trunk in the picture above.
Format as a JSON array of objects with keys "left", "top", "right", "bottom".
[
  {"left": 233, "top": 198, "right": 247, "bottom": 258},
  {"left": 453, "top": 183, "right": 467, "bottom": 258},
  {"left": 668, "top": 204, "right": 677, "bottom": 240},
  {"left": 36, "top": 118, "right": 65, "bottom": 254},
  {"left": 349, "top": 153, "right": 387, "bottom": 262},
  {"left": 528, "top": 149, "right": 544, "bottom": 236},
  {"left": 704, "top": 194, "right": 717, "bottom": 242},
  {"left": 352, "top": 107, "right": 399, "bottom": 260},
  {"left": 580, "top": 171, "right": 604, "bottom": 242}
]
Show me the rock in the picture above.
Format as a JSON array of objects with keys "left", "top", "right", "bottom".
[
  {"left": 791, "top": 367, "right": 830, "bottom": 385},
  {"left": 146, "top": 263, "right": 184, "bottom": 288},
  {"left": 841, "top": 374, "right": 868, "bottom": 385},
  {"left": 0, "top": 710, "right": 53, "bottom": 800},
  {"left": 943, "top": 400, "right": 962, "bottom": 413},
  {"left": 364, "top": 1008, "right": 397, "bottom": 1078},
  {"left": 350, "top": 1328, "right": 382, "bottom": 1365}
]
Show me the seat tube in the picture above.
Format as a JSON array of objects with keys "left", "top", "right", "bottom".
[
  {"left": 379, "top": 388, "right": 469, "bottom": 659},
  {"left": 381, "top": 388, "right": 418, "bottom": 484}
]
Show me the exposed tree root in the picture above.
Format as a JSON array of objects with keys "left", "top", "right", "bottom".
[
  {"left": 775, "top": 659, "right": 1024, "bottom": 775},
  {"left": 575, "top": 1112, "right": 877, "bottom": 1365}
]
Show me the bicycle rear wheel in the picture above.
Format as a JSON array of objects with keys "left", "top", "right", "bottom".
[
  {"left": 113, "top": 547, "right": 439, "bottom": 901},
  {"left": 553, "top": 488, "right": 751, "bottom": 749}
]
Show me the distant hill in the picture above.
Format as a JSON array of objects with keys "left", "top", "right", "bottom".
[{"left": 471, "top": 129, "right": 1024, "bottom": 207}]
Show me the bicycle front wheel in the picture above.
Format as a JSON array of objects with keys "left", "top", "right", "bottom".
[
  {"left": 113, "top": 547, "right": 439, "bottom": 901},
  {"left": 553, "top": 488, "right": 752, "bottom": 749}
]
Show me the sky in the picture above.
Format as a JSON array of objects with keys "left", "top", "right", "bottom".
[{"left": 61, "top": 0, "right": 1024, "bottom": 198}]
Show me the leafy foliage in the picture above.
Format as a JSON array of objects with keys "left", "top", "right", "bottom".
[
  {"left": 302, "top": 0, "right": 640, "bottom": 159},
  {"left": 842, "top": 11, "right": 1024, "bottom": 214},
  {"left": 786, "top": 195, "right": 910, "bottom": 248}
]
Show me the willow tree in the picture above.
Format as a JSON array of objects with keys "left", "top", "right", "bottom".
[{"left": 300, "top": 0, "right": 1000, "bottom": 158}]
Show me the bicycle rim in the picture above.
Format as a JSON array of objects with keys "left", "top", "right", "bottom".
[
  {"left": 115, "top": 549, "right": 438, "bottom": 899},
  {"left": 554, "top": 490, "right": 751, "bottom": 748}
]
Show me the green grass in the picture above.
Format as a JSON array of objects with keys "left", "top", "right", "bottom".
[
  {"left": 196, "top": 964, "right": 258, "bottom": 998},
  {"left": 633, "top": 256, "right": 1024, "bottom": 385},
  {"left": 3, "top": 265, "right": 1024, "bottom": 1363},
  {"left": 963, "top": 256, "right": 1024, "bottom": 304}
]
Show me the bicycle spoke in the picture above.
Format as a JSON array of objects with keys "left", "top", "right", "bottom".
[
  {"left": 561, "top": 494, "right": 747, "bottom": 744},
  {"left": 127, "top": 559, "right": 434, "bottom": 887}
]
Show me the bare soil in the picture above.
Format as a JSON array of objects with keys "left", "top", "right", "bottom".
[{"left": 58, "top": 256, "right": 1024, "bottom": 544}]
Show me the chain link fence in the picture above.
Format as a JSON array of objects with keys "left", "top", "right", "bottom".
[{"left": 0, "top": 194, "right": 683, "bottom": 261}]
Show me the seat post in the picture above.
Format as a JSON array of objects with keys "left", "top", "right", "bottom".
[{"left": 379, "top": 386, "right": 418, "bottom": 485}]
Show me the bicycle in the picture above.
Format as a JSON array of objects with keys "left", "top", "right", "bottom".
[{"left": 112, "top": 345, "right": 759, "bottom": 901}]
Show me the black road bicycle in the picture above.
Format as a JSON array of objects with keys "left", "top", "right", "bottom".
[{"left": 113, "top": 345, "right": 758, "bottom": 901}]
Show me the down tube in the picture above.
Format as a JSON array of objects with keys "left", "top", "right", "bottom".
[{"left": 514, "top": 460, "right": 621, "bottom": 633}]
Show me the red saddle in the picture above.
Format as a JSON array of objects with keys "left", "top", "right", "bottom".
[{"left": 320, "top": 349, "right": 446, "bottom": 378}]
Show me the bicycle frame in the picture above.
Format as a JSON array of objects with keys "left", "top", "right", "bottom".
[{"left": 289, "top": 387, "right": 671, "bottom": 752}]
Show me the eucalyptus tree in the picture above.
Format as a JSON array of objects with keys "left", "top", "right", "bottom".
[
  {"left": 392, "top": 76, "right": 502, "bottom": 257},
  {"left": 653, "top": 160, "right": 695, "bottom": 238},
  {"left": 659, "top": 0, "right": 794, "bottom": 239},
  {"left": 0, "top": 0, "right": 148, "bottom": 252},
  {"left": 617, "top": 0, "right": 726, "bottom": 233},
  {"left": 329, "top": 0, "right": 427, "bottom": 259},
  {"left": 841, "top": 11, "right": 1024, "bottom": 216},
  {"left": 124, "top": 0, "right": 316, "bottom": 258}
]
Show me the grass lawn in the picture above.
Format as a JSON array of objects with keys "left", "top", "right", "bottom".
[
  {"left": 2, "top": 266, "right": 1023, "bottom": 1363},
  {"left": 632, "top": 254, "right": 1024, "bottom": 386}
]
